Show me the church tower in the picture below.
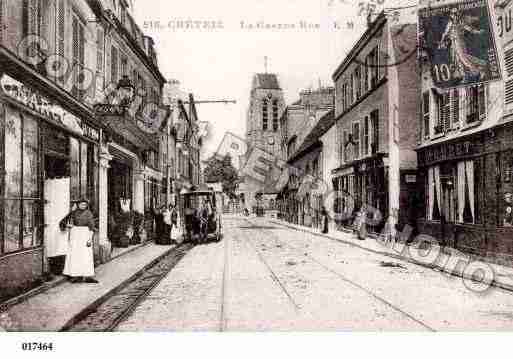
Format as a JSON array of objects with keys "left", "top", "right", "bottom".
[
  {"left": 239, "top": 73, "right": 285, "bottom": 210},
  {"left": 246, "top": 73, "right": 285, "bottom": 159}
]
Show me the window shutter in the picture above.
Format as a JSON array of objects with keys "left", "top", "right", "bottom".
[
  {"left": 111, "top": 46, "right": 118, "bottom": 83},
  {"left": 96, "top": 27, "right": 104, "bottom": 73},
  {"left": 79, "top": 22, "right": 84, "bottom": 66},
  {"left": 57, "top": 0, "right": 65, "bottom": 57},
  {"left": 0, "top": 0, "right": 3, "bottom": 43},
  {"left": 443, "top": 92, "right": 450, "bottom": 132},
  {"left": 452, "top": 88, "right": 459, "bottom": 128},
  {"left": 505, "top": 48, "right": 513, "bottom": 107},
  {"left": 72, "top": 16, "right": 78, "bottom": 62}
]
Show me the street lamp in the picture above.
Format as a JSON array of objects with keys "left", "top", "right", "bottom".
[{"left": 117, "top": 75, "right": 135, "bottom": 107}]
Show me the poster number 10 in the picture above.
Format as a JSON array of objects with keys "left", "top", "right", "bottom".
[{"left": 433, "top": 64, "right": 452, "bottom": 82}]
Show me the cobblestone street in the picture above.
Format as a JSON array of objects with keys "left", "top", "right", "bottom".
[{"left": 115, "top": 216, "right": 513, "bottom": 331}]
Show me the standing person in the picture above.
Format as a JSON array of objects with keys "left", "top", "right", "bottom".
[
  {"left": 155, "top": 205, "right": 165, "bottom": 244},
  {"left": 59, "top": 199, "right": 98, "bottom": 284},
  {"left": 162, "top": 205, "right": 172, "bottom": 245},
  {"left": 356, "top": 205, "right": 368, "bottom": 241},
  {"left": 321, "top": 206, "right": 329, "bottom": 234},
  {"left": 169, "top": 204, "right": 179, "bottom": 243}
]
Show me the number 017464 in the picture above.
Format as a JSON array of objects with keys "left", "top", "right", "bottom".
[{"left": 21, "top": 342, "right": 54, "bottom": 351}]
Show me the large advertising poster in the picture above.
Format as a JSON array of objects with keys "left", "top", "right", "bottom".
[{"left": 418, "top": 0, "right": 501, "bottom": 89}]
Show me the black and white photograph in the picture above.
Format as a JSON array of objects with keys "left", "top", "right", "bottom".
[{"left": 1, "top": 0, "right": 513, "bottom": 357}]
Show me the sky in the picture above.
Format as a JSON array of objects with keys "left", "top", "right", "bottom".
[{"left": 132, "top": 0, "right": 416, "bottom": 159}]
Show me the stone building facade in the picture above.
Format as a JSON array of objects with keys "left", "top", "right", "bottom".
[
  {"left": 0, "top": 0, "right": 172, "bottom": 301},
  {"left": 331, "top": 11, "right": 419, "bottom": 237}
]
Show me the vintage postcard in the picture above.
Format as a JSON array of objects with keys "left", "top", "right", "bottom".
[{"left": 0, "top": 0, "right": 513, "bottom": 357}]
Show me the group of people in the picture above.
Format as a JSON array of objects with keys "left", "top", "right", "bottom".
[
  {"left": 185, "top": 199, "right": 213, "bottom": 243},
  {"left": 154, "top": 204, "right": 180, "bottom": 245},
  {"left": 58, "top": 199, "right": 183, "bottom": 285}
]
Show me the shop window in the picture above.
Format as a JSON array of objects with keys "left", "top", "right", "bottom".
[
  {"left": 70, "top": 138, "right": 80, "bottom": 200},
  {"left": 427, "top": 166, "right": 441, "bottom": 221},
  {"left": 2, "top": 112, "right": 41, "bottom": 254},
  {"left": 455, "top": 160, "right": 478, "bottom": 224},
  {"left": 87, "top": 145, "right": 99, "bottom": 216},
  {"left": 440, "top": 163, "right": 457, "bottom": 223}
]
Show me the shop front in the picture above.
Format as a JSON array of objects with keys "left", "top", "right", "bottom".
[
  {"left": 0, "top": 73, "right": 101, "bottom": 301},
  {"left": 417, "top": 124, "right": 513, "bottom": 264},
  {"left": 96, "top": 108, "right": 160, "bottom": 249}
]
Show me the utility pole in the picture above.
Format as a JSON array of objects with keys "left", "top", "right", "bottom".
[{"left": 182, "top": 100, "right": 237, "bottom": 105}]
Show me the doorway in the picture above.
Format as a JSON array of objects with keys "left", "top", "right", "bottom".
[{"left": 107, "top": 159, "right": 133, "bottom": 238}]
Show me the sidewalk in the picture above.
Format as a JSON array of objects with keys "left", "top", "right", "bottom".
[
  {"left": 0, "top": 242, "right": 176, "bottom": 331},
  {"left": 269, "top": 218, "right": 513, "bottom": 293}
]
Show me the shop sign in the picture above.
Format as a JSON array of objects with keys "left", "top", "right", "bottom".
[
  {"left": 419, "top": 140, "right": 479, "bottom": 166},
  {"left": 418, "top": 0, "right": 501, "bottom": 89},
  {"left": 0, "top": 74, "right": 99, "bottom": 141}
]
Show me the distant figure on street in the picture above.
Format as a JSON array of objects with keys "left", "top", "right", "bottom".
[
  {"left": 162, "top": 205, "right": 172, "bottom": 245},
  {"left": 321, "top": 206, "right": 329, "bottom": 234},
  {"left": 59, "top": 199, "right": 98, "bottom": 284},
  {"left": 169, "top": 204, "right": 179, "bottom": 243},
  {"left": 153, "top": 205, "right": 165, "bottom": 244}
]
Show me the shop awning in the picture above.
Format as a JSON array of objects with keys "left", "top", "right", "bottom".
[{"left": 102, "top": 115, "right": 158, "bottom": 151}]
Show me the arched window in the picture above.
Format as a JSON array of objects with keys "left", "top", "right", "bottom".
[{"left": 262, "top": 99, "right": 269, "bottom": 131}]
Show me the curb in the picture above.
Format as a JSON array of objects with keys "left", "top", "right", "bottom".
[
  {"left": 269, "top": 219, "right": 513, "bottom": 294},
  {"left": 60, "top": 244, "right": 179, "bottom": 331},
  {"left": 0, "top": 240, "right": 153, "bottom": 314}
]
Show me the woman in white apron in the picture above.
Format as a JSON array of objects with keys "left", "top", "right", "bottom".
[{"left": 59, "top": 199, "right": 99, "bottom": 283}]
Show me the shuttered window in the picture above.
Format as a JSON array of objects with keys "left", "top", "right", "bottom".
[
  {"left": 466, "top": 84, "right": 485, "bottom": 124},
  {"left": 452, "top": 88, "right": 459, "bottom": 129},
  {"left": 505, "top": 48, "right": 513, "bottom": 106},
  {"left": 422, "top": 92, "right": 430, "bottom": 138},
  {"left": 57, "top": 0, "right": 65, "bottom": 57},
  {"left": 371, "top": 109, "right": 379, "bottom": 154},
  {"left": 96, "top": 27, "right": 104, "bottom": 73},
  {"left": 435, "top": 91, "right": 450, "bottom": 134},
  {"left": 22, "top": 0, "right": 39, "bottom": 37},
  {"left": 71, "top": 13, "right": 85, "bottom": 99},
  {"left": 0, "top": 0, "right": 3, "bottom": 43},
  {"left": 111, "top": 46, "right": 118, "bottom": 84}
]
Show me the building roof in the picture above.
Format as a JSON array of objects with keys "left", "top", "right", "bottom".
[
  {"left": 255, "top": 73, "right": 281, "bottom": 90},
  {"left": 288, "top": 109, "right": 336, "bottom": 163}
]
